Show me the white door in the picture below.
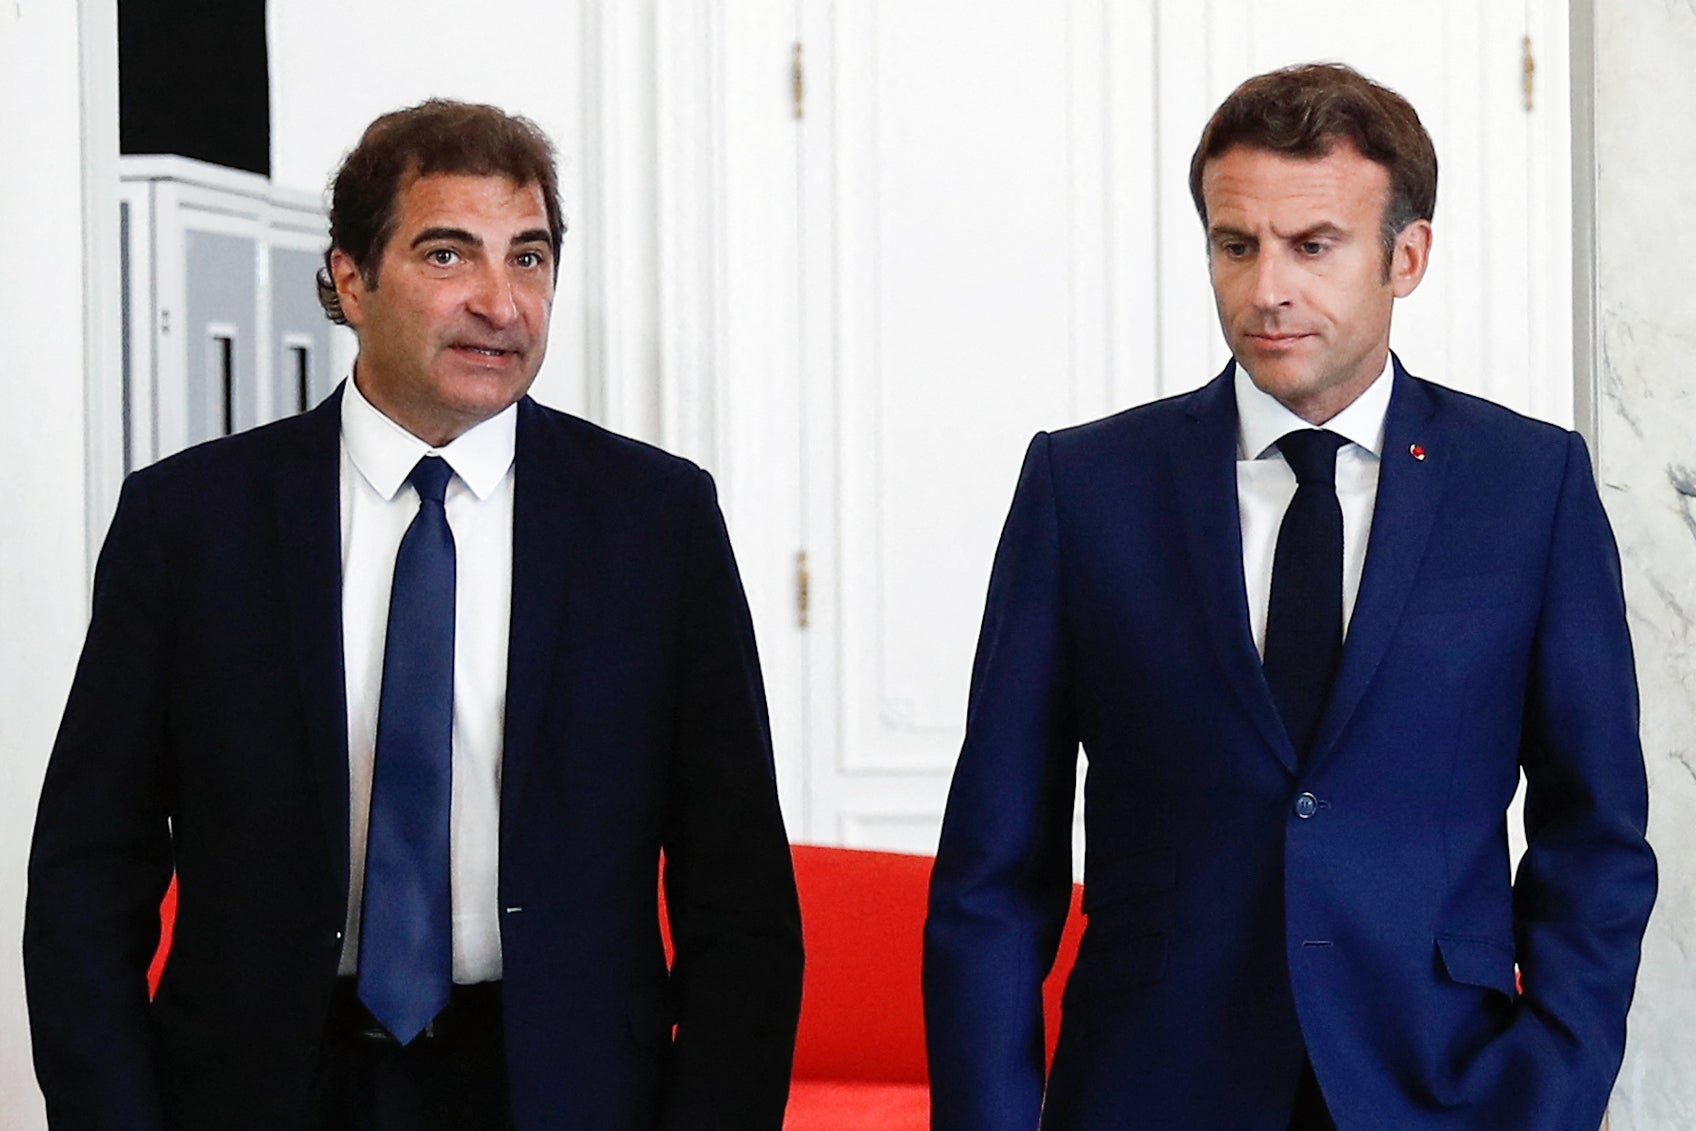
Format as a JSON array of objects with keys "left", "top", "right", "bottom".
[{"left": 783, "top": 0, "right": 1573, "bottom": 855}]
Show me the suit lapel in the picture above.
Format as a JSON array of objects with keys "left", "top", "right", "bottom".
[
  {"left": 1307, "top": 358, "right": 1447, "bottom": 770},
  {"left": 500, "top": 399, "right": 580, "bottom": 823},
  {"left": 268, "top": 386, "right": 353, "bottom": 901},
  {"left": 1171, "top": 364, "right": 1298, "bottom": 772}
]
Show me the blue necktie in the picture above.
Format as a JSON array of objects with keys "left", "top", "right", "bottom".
[
  {"left": 358, "top": 455, "right": 455, "bottom": 1044},
  {"left": 1263, "top": 430, "right": 1348, "bottom": 760}
]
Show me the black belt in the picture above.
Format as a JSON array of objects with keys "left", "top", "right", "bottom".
[{"left": 330, "top": 977, "right": 503, "bottom": 1045}]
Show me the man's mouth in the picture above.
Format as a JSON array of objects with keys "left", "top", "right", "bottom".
[
  {"left": 1247, "top": 332, "right": 1311, "bottom": 349},
  {"left": 451, "top": 343, "right": 518, "bottom": 359}
]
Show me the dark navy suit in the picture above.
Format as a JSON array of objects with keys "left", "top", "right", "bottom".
[
  {"left": 924, "top": 360, "right": 1655, "bottom": 1130},
  {"left": 25, "top": 387, "right": 803, "bottom": 1129}
]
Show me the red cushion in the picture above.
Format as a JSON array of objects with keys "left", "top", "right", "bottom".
[
  {"left": 783, "top": 1080, "right": 929, "bottom": 1131},
  {"left": 789, "top": 846, "right": 932, "bottom": 1082},
  {"left": 787, "top": 844, "right": 1084, "bottom": 1084}
]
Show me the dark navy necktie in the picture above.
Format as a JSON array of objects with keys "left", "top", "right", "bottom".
[
  {"left": 358, "top": 455, "right": 455, "bottom": 1044},
  {"left": 1263, "top": 429, "right": 1348, "bottom": 760}
]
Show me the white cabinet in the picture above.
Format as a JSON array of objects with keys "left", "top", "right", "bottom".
[{"left": 119, "top": 155, "right": 349, "bottom": 470}]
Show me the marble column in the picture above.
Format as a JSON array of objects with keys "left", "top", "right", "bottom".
[{"left": 1585, "top": 2, "right": 1696, "bottom": 1126}]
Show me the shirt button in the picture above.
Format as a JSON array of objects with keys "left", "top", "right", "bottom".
[{"left": 1294, "top": 792, "right": 1319, "bottom": 819}]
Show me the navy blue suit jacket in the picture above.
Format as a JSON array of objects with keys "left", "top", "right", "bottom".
[
  {"left": 25, "top": 388, "right": 803, "bottom": 1129},
  {"left": 924, "top": 360, "right": 1655, "bottom": 1130}
]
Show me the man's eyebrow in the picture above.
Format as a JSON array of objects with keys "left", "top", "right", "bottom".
[
  {"left": 511, "top": 229, "right": 553, "bottom": 249},
  {"left": 1287, "top": 221, "right": 1347, "bottom": 242},
  {"left": 1207, "top": 224, "right": 1255, "bottom": 242},
  {"left": 410, "top": 226, "right": 480, "bottom": 249},
  {"left": 1205, "top": 222, "right": 1349, "bottom": 243}
]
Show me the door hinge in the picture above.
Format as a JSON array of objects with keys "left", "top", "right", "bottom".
[
  {"left": 792, "top": 42, "right": 805, "bottom": 120},
  {"left": 1522, "top": 35, "right": 1535, "bottom": 113},
  {"left": 796, "top": 550, "right": 810, "bottom": 628}
]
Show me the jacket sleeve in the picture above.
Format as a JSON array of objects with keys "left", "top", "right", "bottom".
[
  {"left": 1509, "top": 429, "right": 1656, "bottom": 1124},
  {"left": 658, "top": 468, "right": 804, "bottom": 1131},
  {"left": 24, "top": 472, "right": 175, "bottom": 1129},
  {"left": 923, "top": 432, "right": 1080, "bottom": 1131}
]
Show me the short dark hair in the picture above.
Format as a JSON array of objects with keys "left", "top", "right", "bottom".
[
  {"left": 316, "top": 99, "right": 566, "bottom": 324},
  {"left": 1189, "top": 63, "right": 1437, "bottom": 264}
]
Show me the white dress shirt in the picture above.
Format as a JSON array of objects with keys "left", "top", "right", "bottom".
[
  {"left": 337, "top": 375, "right": 514, "bottom": 984},
  {"left": 1235, "top": 355, "right": 1393, "bottom": 658}
]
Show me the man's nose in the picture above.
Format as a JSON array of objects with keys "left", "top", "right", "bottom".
[
  {"left": 466, "top": 263, "right": 520, "bottom": 326},
  {"left": 1252, "top": 251, "right": 1293, "bottom": 310}
]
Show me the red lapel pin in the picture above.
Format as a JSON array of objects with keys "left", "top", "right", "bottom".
[{"left": 1409, "top": 443, "right": 1426, "bottom": 461}]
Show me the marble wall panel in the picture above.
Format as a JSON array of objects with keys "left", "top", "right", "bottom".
[{"left": 1591, "top": 2, "right": 1696, "bottom": 1126}]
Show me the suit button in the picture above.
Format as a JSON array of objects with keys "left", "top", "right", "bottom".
[{"left": 1294, "top": 792, "right": 1319, "bottom": 819}]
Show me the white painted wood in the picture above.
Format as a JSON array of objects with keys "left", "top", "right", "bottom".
[
  {"left": 796, "top": 0, "right": 1124, "bottom": 853},
  {"left": 1104, "top": 4, "right": 1163, "bottom": 413},
  {"left": 711, "top": 4, "right": 809, "bottom": 834},
  {"left": 79, "top": 0, "right": 122, "bottom": 583},
  {"left": 653, "top": 0, "right": 726, "bottom": 472},
  {"left": 782, "top": 0, "right": 1576, "bottom": 860},
  {"left": 579, "top": 0, "right": 663, "bottom": 445},
  {"left": 1, "top": 0, "right": 107, "bottom": 1121}
]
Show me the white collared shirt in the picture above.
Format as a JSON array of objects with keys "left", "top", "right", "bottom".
[
  {"left": 336, "top": 375, "right": 514, "bottom": 983},
  {"left": 1234, "top": 354, "right": 1393, "bottom": 657}
]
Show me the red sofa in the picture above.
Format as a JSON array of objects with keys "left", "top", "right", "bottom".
[{"left": 149, "top": 844, "right": 1086, "bottom": 1128}]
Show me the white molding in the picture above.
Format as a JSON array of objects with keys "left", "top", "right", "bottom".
[
  {"left": 838, "top": 809, "right": 946, "bottom": 856},
  {"left": 1568, "top": 0, "right": 1600, "bottom": 451},
  {"left": 1105, "top": 1, "right": 1161, "bottom": 413},
  {"left": 578, "top": 0, "right": 662, "bottom": 444},
  {"left": 1526, "top": 0, "right": 1576, "bottom": 429},
  {"left": 80, "top": 0, "right": 122, "bottom": 586},
  {"left": 797, "top": 0, "right": 844, "bottom": 841},
  {"left": 119, "top": 180, "right": 159, "bottom": 469},
  {"left": 798, "top": 0, "right": 843, "bottom": 843},
  {"left": 1152, "top": 0, "right": 1219, "bottom": 397},
  {"left": 653, "top": 0, "right": 729, "bottom": 472}
]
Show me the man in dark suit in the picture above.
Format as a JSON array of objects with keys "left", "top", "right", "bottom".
[
  {"left": 25, "top": 99, "right": 803, "bottom": 1129},
  {"left": 923, "top": 63, "right": 1655, "bottom": 1130}
]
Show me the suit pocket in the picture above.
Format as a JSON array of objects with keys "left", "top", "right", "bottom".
[{"left": 1436, "top": 933, "right": 1518, "bottom": 998}]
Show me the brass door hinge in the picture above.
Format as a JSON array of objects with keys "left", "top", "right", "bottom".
[
  {"left": 792, "top": 42, "right": 805, "bottom": 120},
  {"left": 1522, "top": 35, "right": 1536, "bottom": 113},
  {"left": 796, "top": 550, "right": 810, "bottom": 627}
]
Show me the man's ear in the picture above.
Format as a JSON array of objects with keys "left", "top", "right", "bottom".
[
  {"left": 329, "top": 248, "right": 367, "bottom": 326},
  {"left": 1388, "top": 219, "right": 1433, "bottom": 298}
]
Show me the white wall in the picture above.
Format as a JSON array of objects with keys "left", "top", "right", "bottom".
[{"left": 0, "top": 0, "right": 106, "bottom": 1125}]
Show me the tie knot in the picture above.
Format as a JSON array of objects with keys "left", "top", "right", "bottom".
[
  {"left": 1276, "top": 429, "right": 1347, "bottom": 486},
  {"left": 408, "top": 456, "right": 453, "bottom": 505}
]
